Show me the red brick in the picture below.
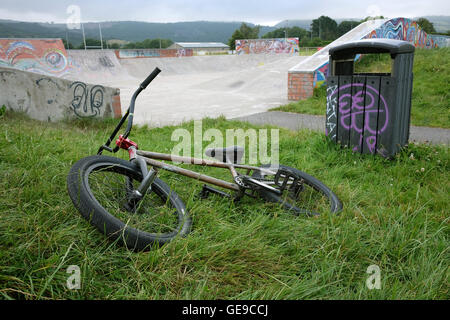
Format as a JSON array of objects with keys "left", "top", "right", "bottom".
[{"left": 112, "top": 95, "right": 122, "bottom": 119}]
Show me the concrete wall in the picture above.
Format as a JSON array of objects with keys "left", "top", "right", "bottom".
[
  {"left": 362, "top": 18, "right": 444, "bottom": 48},
  {"left": 236, "top": 38, "right": 299, "bottom": 55},
  {"left": 0, "top": 66, "right": 121, "bottom": 121},
  {"left": 429, "top": 34, "right": 450, "bottom": 48},
  {"left": 65, "top": 49, "right": 133, "bottom": 84},
  {"left": 0, "top": 38, "right": 71, "bottom": 77},
  {"left": 167, "top": 43, "right": 229, "bottom": 54},
  {"left": 115, "top": 48, "right": 193, "bottom": 59}
]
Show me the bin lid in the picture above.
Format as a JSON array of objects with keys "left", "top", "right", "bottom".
[{"left": 329, "top": 39, "right": 415, "bottom": 59}]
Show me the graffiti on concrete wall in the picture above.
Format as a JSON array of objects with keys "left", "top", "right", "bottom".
[
  {"left": 176, "top": 49, "right": 187, "bottom": 57},
  {"left": 314, "top": 62, "right": 329, "bottom": 88},
  {"left": 99, "top": 55, "right": 115, "bottom": 68},
  {"left": 363, "top": 18, "right": 437, "bottom": 48},
  {"left": 118, "top": 49, "right": 160, "bottom": 58},
  {"left": 0, "top": 39, "right": 71, "bottom": 76},
  {"left": 428, "top": 34, "right": 450, "bottom": 48},
  {"left": 236, "top": 38, "right": 299, "bottom": 55},
  {"left": 36, "top": 77, "right": 64, "bottom": 91},
  {"left": 116, "top": 49, "right": 193, "bottom": 59},
  {"left": 326, "top": 83, "right": 389, "bottom": 154},
  {"left": 0, "top": 64, "right": 118, "bottom": 121},
  {"left": 69, "top": 81, "right": 105, "bottom": 118}
]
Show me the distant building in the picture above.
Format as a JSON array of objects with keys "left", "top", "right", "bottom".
[{"left": 167, "top": 42, "right": 230, "bottom": 54}]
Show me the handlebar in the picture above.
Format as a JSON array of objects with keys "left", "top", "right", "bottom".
[
  {"left": 140, "top": 67, "right": 161, "bottom": 89},
  {"left": 97, "top": 67, "right": 161, "bottom": 155}
]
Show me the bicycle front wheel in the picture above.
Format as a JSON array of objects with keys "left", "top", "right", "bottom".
[
  {"left": 252, "top": 164, "right": 342, "bottom": 216},
  {"left": 67, "top": 155, "right": 192, "bottom": 251}
]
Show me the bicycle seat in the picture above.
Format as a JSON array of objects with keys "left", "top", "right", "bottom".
[{"left": 205, "top": 146, "right": 244, "bottom": 164}]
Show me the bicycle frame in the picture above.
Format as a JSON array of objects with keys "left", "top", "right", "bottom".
[
  {"left": 134, "top": 150, "right": 277, "bottom": 193},
  {"left": 69, "top": 67, "right": 342, "bottom": 248},
  {"left": 97, "top": 67, "right": 281, "bottom": 199}
]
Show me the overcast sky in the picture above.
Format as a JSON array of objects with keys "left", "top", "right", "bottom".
[{"left": 0, "top": 0, "right": 449, "bottom": 25}]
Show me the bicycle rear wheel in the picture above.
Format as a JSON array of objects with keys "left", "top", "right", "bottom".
[
  {"left": 67, "top": 155, "right": 191, "bottom": 251},
  {"left": 252, "top": 164, "right": 342, "bottom": 216}
]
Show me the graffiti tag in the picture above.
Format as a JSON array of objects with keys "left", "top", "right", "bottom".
[
  {"left": 99, "top": 56, "right": 114, "bottom": 67},
  {"left": 176, "top": 49, "right": 187, "bottom": 57},
  {"left": 69, "top": 82, "right": 104, "bottom": 118},
  {"left": 326, "top": 83, "right": 389, "bottom": 154},
  {"left": 326, "top": 84, "right": 338, "bottom": 141}
]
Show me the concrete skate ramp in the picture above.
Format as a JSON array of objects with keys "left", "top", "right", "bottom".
[
  {"left": 67, "top": 52, "right": 307, "bottom": 126},
  {"left": 0, "top": 65, "right": 121, "bottom": 121},
  {"left": 289, "top": 19, "right": 388, "bottom": 87},
  {"left": 66, "top": 49, "right": 133, "bottom": 82},
  {"left": 123, "top": 54, "right": 306, "bottom": 126},
  {"left": 0, "top": 38, "right": 71, "bottom": 77},
  {"left": 0, "top": 40, "right": 122, "bottom": 122}
]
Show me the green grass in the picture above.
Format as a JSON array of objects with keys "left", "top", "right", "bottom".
[
  {"left": 275, "top": 85, "right": 328, "bottom": 115},
  {"left": 0, "top": 111, "right": 448, "bottom": 299},
  {"left": 273, "top": 48, "right": 450, "bottom": 128},
  {"left": 298, "top": 47, "right": 319, "bottom": 56}
]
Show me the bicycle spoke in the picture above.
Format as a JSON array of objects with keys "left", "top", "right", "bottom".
[
  {"left": 88, "top": 167, "right": 181, "bottom": 234},
  {"left": 252, "top": 167, "right": 334, "bottom": 216}
]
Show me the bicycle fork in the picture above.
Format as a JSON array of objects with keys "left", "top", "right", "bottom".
[
  {"left": 130, "top": 150, "right": 159, "bottom": 198},
  {"left": 116, "top": 136, "right": 158, "bottom": 211}
]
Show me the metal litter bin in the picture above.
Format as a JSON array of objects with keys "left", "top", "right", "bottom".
[{"left": 325, "top": 39, "right": 415, "bottom": 157}]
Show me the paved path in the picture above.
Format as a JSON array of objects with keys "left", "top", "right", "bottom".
[{"left": 233, "top": 111, "right": 450, "bottom": 145}]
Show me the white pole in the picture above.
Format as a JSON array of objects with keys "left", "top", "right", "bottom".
[
  {"left": 82, "top": 23, "right": 86, "bottom": 50},
  {"left": 99, "top": 23, "right": 103, "bottom": 50}
]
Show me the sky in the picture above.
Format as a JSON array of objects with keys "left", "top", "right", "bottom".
[{"left": 0, "top": 0, "right": 449, "bottom": 25}]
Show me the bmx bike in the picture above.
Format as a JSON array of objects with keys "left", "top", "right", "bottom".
[{"left": 67, "top": 68, "right": 342, "bottom": 251}]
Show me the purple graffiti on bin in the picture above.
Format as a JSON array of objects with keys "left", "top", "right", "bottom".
[{"left": 327, "top": 83, "right": 389, "bottom": 153}]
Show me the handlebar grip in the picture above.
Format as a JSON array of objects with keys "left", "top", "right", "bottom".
[{"left": 140, "top": 67, "right": 161, "bottom": 89}]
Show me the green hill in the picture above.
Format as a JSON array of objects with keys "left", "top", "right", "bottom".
[
  {"left": 0, "top": 20, "right": 276, "bottom": 45},
  {"left": 1, "top": 16, "right": 448, "bottom": 46}
]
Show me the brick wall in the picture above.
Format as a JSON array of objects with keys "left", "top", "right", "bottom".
[
  {"left": 112, "top": 94, "right": 122, "bottom": 119},
  {"left": 287, "top": 72, "right": 314, "bottom": 100}
]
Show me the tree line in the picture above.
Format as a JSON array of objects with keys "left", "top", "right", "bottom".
[
  {"left": 227, "top": 16, "right": 440, "bottom": 50},
  {"left": 63, "top": 38, "right": 173, "bottom": 50},
  {"left": 63, "top": 16, "right": 441, "bottom": 50}
]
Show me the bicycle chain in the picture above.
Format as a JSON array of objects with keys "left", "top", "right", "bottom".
[{"left": 234, "top": 175, "right": 249, "bottom": 188}]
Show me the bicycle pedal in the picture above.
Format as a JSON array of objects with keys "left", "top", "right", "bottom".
[
  {"left": 289, "top": 180, "right": 304, "bottom": 198},
  {"left": 198, "top": 184, "right": 231, "bottom": 200},
  {"left": 123, "top": 202, "right": 137, "bottom": 213},
  {"left": 198, "top": 185, "right": 210, "bottom": 199},
  {"left": 274, "top": 168, "right": 303, "bottom": 196}
]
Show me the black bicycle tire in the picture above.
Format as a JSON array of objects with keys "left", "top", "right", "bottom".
[
  {"left": 67, "top": 155, "right": 192, "bottom": 251},
  {"left": 253, "top": 164, "right": 342, "bottom": 216}
]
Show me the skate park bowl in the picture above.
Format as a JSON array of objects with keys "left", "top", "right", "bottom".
[
  {"left": 65, "top": 49, "right": 308, "bottom": 126},
  {"left": 0, "top": 38, "right": 307, "bottom": 125}
]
